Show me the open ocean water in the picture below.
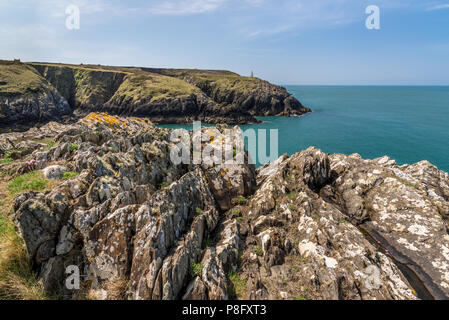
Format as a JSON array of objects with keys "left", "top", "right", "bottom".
[{"left": 161, "top": 86, "right": 449, "bottom": 172}]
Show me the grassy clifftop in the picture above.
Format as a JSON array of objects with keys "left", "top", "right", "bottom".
[
  {"left": 189, "top": 73, "right": 261, "bottom": 93},
  {"left": 0, "top": 61, "right": 53, "bottom": 98},
  {"left": 111, "top": 73, "right": 202, "bottom": 104},
  {"left": 30, "top": 63, "right": 206, "bottom": 107},
  {"left": 143, "top": 67, "right": 271, "bottom": 94}
]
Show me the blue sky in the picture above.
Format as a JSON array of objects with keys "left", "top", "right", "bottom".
[{"left": 1, "top": 0, "right": 448, "bottom": 85}]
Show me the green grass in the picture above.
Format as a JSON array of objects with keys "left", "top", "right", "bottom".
[
  {"left": 195, "top": 207, "right": 204, "bottom": 216},
  {"left": 62, "top": 171, "right": 79, "bottom": 180},
  {"left": 111, "top": 73, "right": 201, "bottom": 103},
  {"left": 192, "top": 73, "right": 261, "bottom": 96},
  {"left": 0, "top": 211, "right": 48, "bottom": 300},
  {"left": 237, "top": 195, "right": 247, "bottom": 205},
  {"left": 0, "top": 169, "right": 13, "bottom": 178},
  {"left": 255, "top": 246, "right": 263, "bottom": 256},
  {"left": 287, "top": 192, "right": 297, "bottom": 201},
  {"left": 6, "top": 171, "right": 48, "bottom": 195},
  {"left": 227, "top": 271, "right": 247, "bottom": 298},
  {"left": 1, "top": 148, "right": 28, "bottom": 164},
  {"left": 0, "top": 158, "right": 13, "bottom": 165},
  {"left": 159, "top": 182, "right": 171, "bottom": 190},
  {"left": 0, "top": 63, "right": 51, "bottom": 97},
  {"left": 190, "top": 263, "right": 204, "bottom": 277},
  {"left": 69, "top": 144, "right": 79, "bottom": 152},
  {"left": 231, "top": 208, "right": 244, "bottom": 221},
  {"left": 293, "top": 295, "right": 307, "bottom": 300},
  {"left": 0, "top": 203, "right": 48, "bottom": 300},
  {"left": 33, "top": 138, "right": 55, "bottom": 150},
  {"left": 0, "top": 166, "right": 49, "bottom": 299},
  {"left": 0, "top": 212, "right": 10, "bottom": 237},
  {"left": 288, "top": 204, "right": 296, "bottom": 211}
]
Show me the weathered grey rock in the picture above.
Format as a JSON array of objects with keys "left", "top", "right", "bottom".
[
  {"left": 239, "top": 148, "right": 418, "bottom": 300},
  {"left": 42, "top": 165, "right": 67, "bottom": 179},
  {"left": 329, "top": 153, "right": 449, "bottom": 299},
  {"left": 182, "top": 277, "right": 208, "bottom": 300}
]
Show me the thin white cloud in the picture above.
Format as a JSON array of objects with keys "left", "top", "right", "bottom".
[
  {"left": 145, "top": 0, "right": 227, "bottom": 15},
  {"left": 2, "top": 0, "right": 228, "bottom": 17},
  {"left": 1, "top": 0, "right": 442, "bottom": 42},
  {"left": 426, "top": 3, "right": 449, "bottom": 10}
]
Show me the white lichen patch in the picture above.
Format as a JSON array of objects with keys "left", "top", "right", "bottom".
[
  {"left": 298, "top": 240, "right": 317, "bottom": 258},
  {"left": 324, "top": 256, "right": 338, "bottom": 269},
  {"left": 407, "top": 224, "right": 429, "bottom": 236},
  {"left": 397, "top": 237, "right": 419, "bottom": 251}
]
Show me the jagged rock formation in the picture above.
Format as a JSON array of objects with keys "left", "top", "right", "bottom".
[
  {"left": 237, "top": 150, "right": 447, "bottom": 300},
  {"left": 0, "top": 60, "right": 311, "bottom": 133},
  {"left": 2, "top": 114, "right": 448, "bottom": 300},
  {"left": 3, "top": 114, "right": 256, "bottom": 299}
]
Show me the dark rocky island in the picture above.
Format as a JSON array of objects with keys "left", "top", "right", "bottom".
[{"left": 0, "top": 60, "right": 448, "bottom": 301}]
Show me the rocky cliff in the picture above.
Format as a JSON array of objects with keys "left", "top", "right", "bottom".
[
  {"left": 0, "top": 61, "right": 310, "bottom": 132},
  {"left": 144, "top": 68, "right": 311, "bottom": 117},
  {"left": 31, "top": 64, "right": 126, "bottom": 109},
  {"left": 1, "top": 114, "right": 448, "bottom": 300},
  {"left": 0, "top": 61, "right": 71, "bottom": 129}
]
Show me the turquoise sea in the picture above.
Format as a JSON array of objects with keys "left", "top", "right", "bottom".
[{"left": 162, "top": 86, "right": 449, "bottom": 172}]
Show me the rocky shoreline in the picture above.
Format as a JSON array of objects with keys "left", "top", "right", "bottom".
[{"left": 1, "top": 113, "right": 448, "bottom": 300}]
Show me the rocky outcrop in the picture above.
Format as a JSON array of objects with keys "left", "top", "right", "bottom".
[
  {"left": 3, "top": 115, "right": 448, "bottom": 300},
  {"left": 5, "top": 114, "right": 255, "bottom": 298},
  {"left": 329, "top": 153, "right": 449, "bottom": 299},
  {"left": 0, "top": 62, "right": 72, "bottom": 132},
  {"left": 103, "top": 84, "right": 255, "bottom": 125},
  {"left": 234, "top": 148, "right": 449, "bottom": 300},
  {"left": 144, "top": 68, "right": 311, "bottom": 117},
  {"left": 0, "top": 89, "right": 71, "bottom": 129},
  {"left": 238, "top": 149, "right": 414, "bottom": 300},
  {"left": 182, "top": 75, "right": 310, "bottom": 117}
]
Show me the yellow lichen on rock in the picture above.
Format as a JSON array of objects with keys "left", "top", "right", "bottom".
[{"left": 82, "top": 112, "right": 128, "bottom": 129}]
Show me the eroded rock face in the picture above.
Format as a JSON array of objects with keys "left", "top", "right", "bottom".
[
  {"left": 0, "top": 88, "right": 72, "bottom": 132},
  {"left": 4, "top": 116, "right": 449, "bottom": 300},
  {"left": 238, "top": 148, "right": 416, "bottom": 300},
  {"left": 103, "top": 91, "right": 257, "bottom": 125},
  {"left": 6, "top": 114, "right": 254, "bottom": 298},
  {"left": 170, "top": 72, "right": 311, "bottom": 117},
  {"left": 329, "top": 153, "right": 449, "bottom": 299}
]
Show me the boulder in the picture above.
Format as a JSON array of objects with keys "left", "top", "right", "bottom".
[{"left": 42, "top": 165, "right": 68, "bottom": 179}]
